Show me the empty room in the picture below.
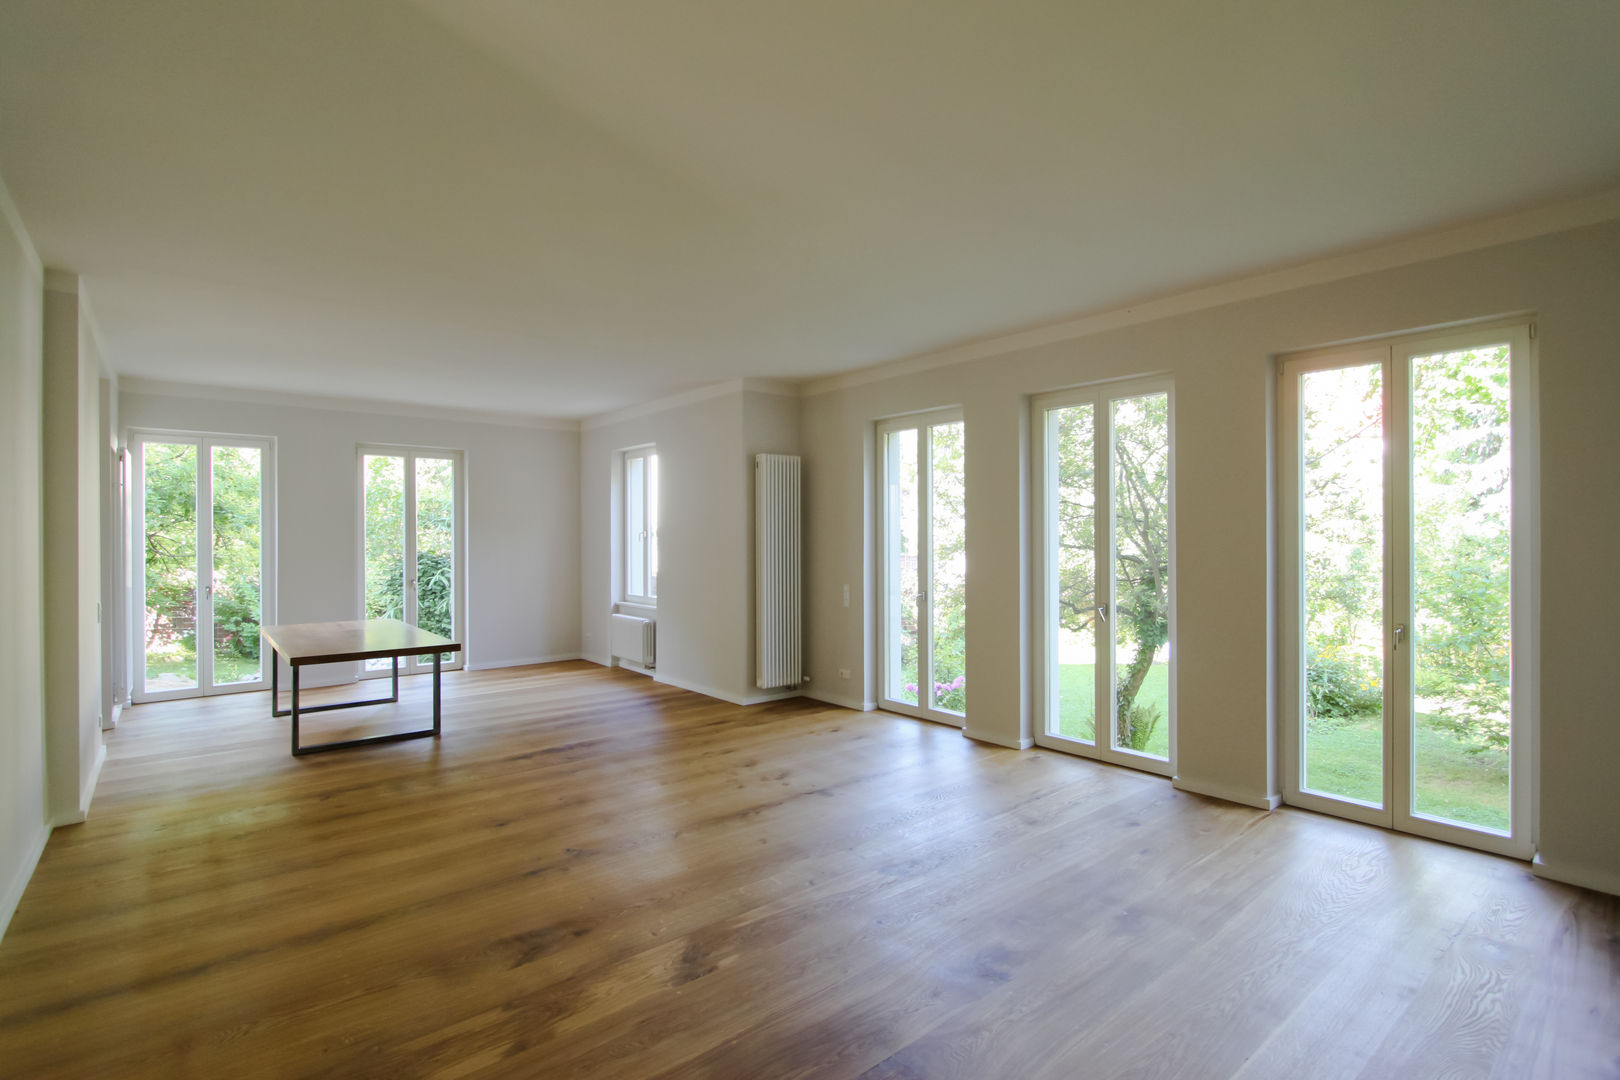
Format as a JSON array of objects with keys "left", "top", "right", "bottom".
[{"left": 1, "top": 2, "right": 1617, "bottom": 1077}]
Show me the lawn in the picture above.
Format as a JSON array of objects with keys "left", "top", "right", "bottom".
[
  {"left": 146, "top": 650, "right": 261, "bottom": 690},
  {"left": 1055, "top": 663, "right": 1170, "bottom": 759},
  {"left": 1054, "top": 662, "right": 1507, "bottom": 831},
  {"left": 1306, "top": 714, "right": 1509, "bottom": 831}
]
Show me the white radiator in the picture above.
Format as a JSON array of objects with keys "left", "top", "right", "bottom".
[
  {"left": 755, "top": 453, "right": 802, "bottom": 689},
  {"left": 610, "top": 613, "right": 655, "bottom": 667}
]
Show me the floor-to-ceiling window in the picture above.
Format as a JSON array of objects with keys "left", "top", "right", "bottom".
[
  {"left": 360, "top": 446, "right": 466, "bottom": 674},
  {"left": 877, "top": 410, "right": 966, "bottom": 725},
  {"left": 131, "top": 432, "right": 276, "bottom": 701},
  {"left": 1033, "top": 378, "right": 1176, "bottom": 775},
  {"left": 1280, "top": 323, "right": 1534, "bottom": 857}
]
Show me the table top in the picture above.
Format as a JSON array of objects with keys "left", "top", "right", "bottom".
[{"left": 261, "top": 619, "right": 462, "bottom": 665}]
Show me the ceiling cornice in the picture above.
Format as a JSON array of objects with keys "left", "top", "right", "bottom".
[
  {"left": 800, "top": 182, "right": 1620, "bottom": 397},
  {"left": 118, "top": 376, "right": 581, "bottom": 432}
]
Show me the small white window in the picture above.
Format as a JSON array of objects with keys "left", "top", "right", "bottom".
[{"left": 623, "top": 446, "right": 659, "bottom": 604}]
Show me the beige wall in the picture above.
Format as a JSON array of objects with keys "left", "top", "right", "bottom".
[
  {"left": 801, "top": 220, "right": 1620, "bottom": 890},
  {"left": 0, "top": 176, "right": 47, "bottom": 938},
  {"left": 41, "top": 279, "right": 104, "bottom": 825},
  {"left": 119, "top": 389, "right": 582, "bottom": 678},
  {"left": 580, "top": 385, "right": 801, "bottom": 704}
]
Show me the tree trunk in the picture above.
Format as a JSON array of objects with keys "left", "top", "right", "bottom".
[{"left": 1115, "top": 642, "right": 1157, "bottom": 747}]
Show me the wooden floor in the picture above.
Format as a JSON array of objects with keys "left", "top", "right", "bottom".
[{"left": 0, "top": 663, "right": 1614, "bottom": 1078}]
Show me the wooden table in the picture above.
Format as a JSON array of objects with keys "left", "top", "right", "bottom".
[{"left": 261, "top": 619, "right": 462, "bottom": 756}]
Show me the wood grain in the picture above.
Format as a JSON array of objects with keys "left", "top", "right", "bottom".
[{"left": 0, "top": 662, "right": 1613, "bottom": 1078}]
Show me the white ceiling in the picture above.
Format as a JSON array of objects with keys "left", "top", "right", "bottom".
[{"left": 2, "top": 1, "right": 1617, "bottom": 418}]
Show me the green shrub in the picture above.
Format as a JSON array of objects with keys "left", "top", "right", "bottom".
[
  {"left": 1305, "top": 644, "right": 1381, "bottom": 723},
  {"left": 1117, "top": 702, "right": 1162, "bottom": 752}
]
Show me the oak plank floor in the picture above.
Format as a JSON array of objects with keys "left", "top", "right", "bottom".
[{"left": 0, "top": 662, "right": 1614, "bottom": 1078}]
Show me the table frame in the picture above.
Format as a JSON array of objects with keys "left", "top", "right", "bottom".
[{"left": 262, "top": 620, "right": 459, "bottom": 756}]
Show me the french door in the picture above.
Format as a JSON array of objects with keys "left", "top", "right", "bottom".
[
  {"left": 1033, "top": 378, "right": 1176, "bottom": 775},
  {"left": 131, "top": 432, "right": 276, "bottom": 701},
  {"left": 877, "top": 410, "right": 967, "bottom": 725},
  {"left": 1280, "top": 323, "right": 1534, "bottom": 857},
  {"left": 359, "top": 446, "right": 465, "bottom": 676}
]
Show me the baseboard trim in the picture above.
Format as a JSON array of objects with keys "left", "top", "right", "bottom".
[
  {"left": 962, "top": 727, "right": 1034, "bottom": 750},
  {"left": 740, "top": 688, "right": 803, "bottom": 706},
  {"left": 0, "top": 825, "right": 50, "bottom": 943},
  {"left": 1531, "top": 853, "right": 1620, "bottom": 897},
  {"left": 1172, "top": 775, "right": 1282, "bottom": 811},
  {"left": 653, "top": 672, "right": 757, "bottom": 706},
  {"left": 80, "top": 739, "right": 107, "bottom": 819},
  {"left": 465, "top": 653, "right": 583, "bottom": 671},
  {"left": 803, "top": 691, "right": 876, "bottom": 712}
]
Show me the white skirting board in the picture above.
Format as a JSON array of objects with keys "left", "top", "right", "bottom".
[
  {"left": 1532, "top": 854, "right": 1620, "bottom": 897},
  {"left": 465, "top": 654, "right": 583, "bottom": 671},
  {"left": 1172, "top": 775, "right": 1283, "bottom": 811},
  {"left": 0, "top": 825, "right": 50, "bottom": 943}
]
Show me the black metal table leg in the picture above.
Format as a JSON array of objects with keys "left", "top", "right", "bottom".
[
  {"left": 291, "top": 663, "right": 301, "bottom": 755},
  {"left": 433, "top": 653, "right": 442, "bottom": 737},
  {"left": 392, "top": 654, "right": 399, "bottom": 702}
]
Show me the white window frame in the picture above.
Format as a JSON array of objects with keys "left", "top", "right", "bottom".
[
  {"left": 621, "top": 445, "right": 658, "bottom": 606},
  {"left": 356, "top": 445, "right": 467, "bottom": 678},
  {"left": 129, "top": 429, "right": 278, "bottom": 703},
  {"left": 875, "top": 407, "right": 966, "bottom": 727},
  {"left": 1030, "top": 376, "right": 1177, "bottom": 778},
  {"left": 1278, "top": 320, "right": 1536, "bottom": 859}
]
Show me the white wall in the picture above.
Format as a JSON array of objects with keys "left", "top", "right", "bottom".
[
  {"left": 801, "top": 219, "right": 1620, "bottom": 891},
  {"left": 580, "top": 384, "right": 800, "bottom": 705},
  {"left": 41, "top": 276, "right": 104, "bottom": 825},
  {"left": 119, "top": 388, "right": 582, "bottom": 679},
  {"left": 0, "top": 172, "right": 47, "bottom": 938}
]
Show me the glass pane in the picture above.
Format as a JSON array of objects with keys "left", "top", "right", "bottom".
[
  {"left": 211, "top": 445, "right": 262, "bottom": 686},
  {"left": 143, "top": 442, "right": 198, "bottom": 691},
  {"left": 1300, "top": 364, "right": 1385, "bottom": 805},
  {"left": 1051, "top": 404, "right": 1097, "bottom": 743},
  {"left": 626, "top": 454, "right": 646, "bottom": 598},
  {"left": 1410, "top": 345, "right": 1512, "bottom": 832},
  {"left": 884, "top": 429, "right": 920, "bottom": 706},
  {"left": 928, "top": 422, "right": 966, "bottom": 715},
  {"left": 1110, "top": 393, "right": 1171, "bottom": 759},
  {"left": 415, "top": 457, "right": 456, "bottom": 662},
  {"left": 647, "top": 453, "right": 659, "bottom": 599},
  {"left": 363, "top": 454, "right": 405, "bottom": 670}
]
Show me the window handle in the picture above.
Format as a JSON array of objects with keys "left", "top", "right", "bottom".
[
  {"left": 1096, "top": 603, "right": 1109, "bottom": 624},
  {"left": 1393, "top": 623, "right": 1406, "bottom": 650}
]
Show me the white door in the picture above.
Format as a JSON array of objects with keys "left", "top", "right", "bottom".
[
  {"left": 131, "top": 432, "right": 275, "bottom": 701},
  {"left": 1280, "top": 323, "right": 1534, "bottom": 857},
  {"left": 359, "top": 447, "right": 466, "bottom": 675},
  {"left": 1033, "top": 378, "right": 1176, "bottom": 775}
]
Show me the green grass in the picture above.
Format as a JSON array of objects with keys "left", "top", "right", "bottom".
[
  {"left": 146, "top": 651, "right": 261, "bottom": 688},
  {"left": 1306, "top": 714, "right": 1509, "bottom": 831},
  {"left": 1055, "top": 664, "right": 1507, "bottom": 831},
  {"left": 1055, "top": 663, "right": 1170, "bottom": 759}
]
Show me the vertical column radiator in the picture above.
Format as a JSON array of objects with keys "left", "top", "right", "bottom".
[{"left": 755, "top": 453, "right": 802, "bottom": 689}]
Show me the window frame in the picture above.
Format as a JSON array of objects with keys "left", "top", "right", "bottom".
[
  {"left": 129, "top": 428, "right": 278, "bottom": 703},
  {"left": 1278, "top": 320, "right": 1536, "bottom": 859},
  {"left": 621, "top": 445, "right": 658, "bottom": 606},
  {"left": 1030, "top": 375, "right": 1178, "bottom": 777},
  {"left": 355, "top": 444, "right": 467, "bottom": 678},
  {"left": 874, "top": 407, "right": 967, "bottom": 727}
]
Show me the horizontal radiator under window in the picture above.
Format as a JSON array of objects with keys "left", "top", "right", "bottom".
[{"left": 610, "top": 613, "right": 655, "bottom": 667}]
